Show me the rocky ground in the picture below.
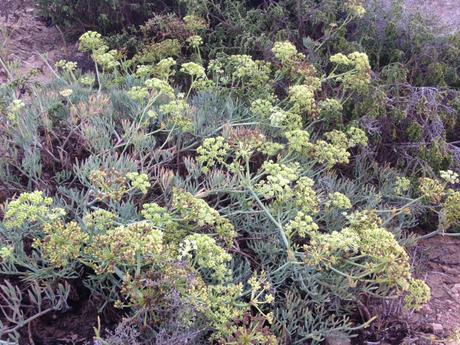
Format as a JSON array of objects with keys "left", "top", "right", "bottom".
[{"left": 405, "top": 236, "right": 460, "bottom": 344}]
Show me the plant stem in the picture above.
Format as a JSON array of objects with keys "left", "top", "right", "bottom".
[{"left": 246, "top": 183, "right": 291, "bottom": 253}]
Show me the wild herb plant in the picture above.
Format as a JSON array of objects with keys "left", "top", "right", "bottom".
[
  {"left": 1, "top": 0, "right": 459, "bottom": 343},
  {"left": 5, "top": 21, "right": 460, "bottom": 344}
]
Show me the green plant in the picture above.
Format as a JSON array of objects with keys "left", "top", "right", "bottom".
[
  {"left": 0, "top": 31, "right": 443, "bottom": 343},
  {"left": 36, "top": 0, "right": 179, "bottom": 36}
]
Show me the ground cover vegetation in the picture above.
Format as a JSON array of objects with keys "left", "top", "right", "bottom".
[{"left": 0, "top": 0, "right": 459, "bottom": 343}]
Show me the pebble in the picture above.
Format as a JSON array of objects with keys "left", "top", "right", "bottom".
[
  {"left": 430, "top": 323, "right": 444, "bottom": 335},
  {"left": 324, "top": 335, "right": 351, "bottom": 345}
]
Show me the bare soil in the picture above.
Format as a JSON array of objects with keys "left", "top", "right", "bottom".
[
  {"left": 359, "top": 235, "right": 460, "bottom": 345},
  {"left": 0, "top": 0, "right": 85, "bottom": 84},
  {"left": 405, "top": 236, "right": 460, "bottom": 344}
]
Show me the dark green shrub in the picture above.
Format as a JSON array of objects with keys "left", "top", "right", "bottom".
[{"left": 36, "top": 0, "right": 180, "bottom": 35}]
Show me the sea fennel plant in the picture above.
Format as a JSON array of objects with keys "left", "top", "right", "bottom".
[{"left": 0, "top": 27, "right": 449, "bottom": 344}]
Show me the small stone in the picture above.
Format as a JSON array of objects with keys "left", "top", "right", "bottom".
[
  {"left": 430, "top": 323, "right": 444, "bottom": 335},
  {"left": 325, "top": 335, "right": 351, "bottom": 345},
  {"left": 421, "top": 304, "right": 432, "bottom": 314}
]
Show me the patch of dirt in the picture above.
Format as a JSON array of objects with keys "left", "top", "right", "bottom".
[
  {"left": 0, "top": 0, "right": 85, "bottom": 84},
  {"left": 361, "top": 236, "right": 460, "bottom": 345},
  {"left": 22, "top": 299, "right": 100, "bottom": 345},
  {"left": 405, "top": 236, "right": 460, "bottom": 344}
]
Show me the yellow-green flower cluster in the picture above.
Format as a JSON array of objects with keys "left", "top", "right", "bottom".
[
  {"left": 145, "top": 77, "right": 175, "bottom": 98},
  {"left": 269, "top": 108, "right": 302, "bottom": 130},
  {"left": 325, "top": 127, "right": 368, "bottom": 148},
  {"left": 135, "top": 64, "right": 154, "bottom": 78},
  {"left": 248, "top": 272, "right": 275, "bottom": 324},
  {"left": 89, "top": 169, "right": 127, "bottom": 201},
  {"left": 191, "top": 283, "right": 245, "bottom": 336},
  {"left": 348, "top": 212, "right": 411, "bottom": 288},
  {"left": 59, "top": 89, "right": 73, "bottom": 98},
  {"left": 257, "top": 141, "right": 285, "bottom": 156},
  {"left": 285, "top": 211, "right": 319, "bottom": 238},
  {"left": 347, "top": 127, "right": 368, "bottom": 147},
  {"left": 179, "top": 234, "right": 232, "bottom": 281},
  {"left": 294, "top": 177, "right": 319, "bottom": 214},
  {"left": 305, "top": 211, "right": 416, "bottom": 294},
  {"left": 345, "top": 0, "right": 366, "bottom": 18},
  {"left": 272, "top": 41, "right": 302, "bottom": 64},
  {"left": 319, "top": 98, "right": 343, "bottom": 119},
  {"left": 79, "top": 31, "right": 119, "bottom": 70},
  {"left": 3, "top": 191, "right": 65, "bottom": 230},
  {"left": 6, "top": 99, "right": 25, "bottom": 121},
  {"left": 181, "top": 62, "right": 206, "bottom": 79},
  {"left": 440, "top": 190, "right": 460, "bottom": 230},
  {"left": 207, "top": 54, "right": 273, "bottom": 100},
  {"left": 79, "top": 75, "right": 95, "bottom": 86},
  {"left": 325, "top": 130, "right": 349, "bottom": 147},
  {"left": 196, "top": 136, "right": 230, "bottom": 173},
  {"left": 83, "top": 209, "right": 116, "bottom": 234},
  {"left": 404, "top": 279, "right": 431, "bottom": 311},
  {"left": 55, "top": 59, "right": 77, "bottom": 73},
  {"left": 222, "top": 55, "right": 272, "bottom": 98},
  {"left": 285, "top": 129, "right": 311, "bottom": 154},
  {"left": 172, "top": 188, "right": 236, "bottom": 243},
  {"left": 0, "top": 246, "right": 13, "bottom": 261},
  {"left": 88, "top": 169, "right": 150, "bottom": 200},
  {"left": 313, "top": 140, "right": 351, "bottom": 168},
  {"left": 153, "top": 57, "right": 176, "bottom": 80},
  {"left": 94, "top": 49, "right": 120, "bottom": 70},
  {"left": 395, "top": 176, "right": 411, "bottom": 195},
  {"left": 79, "top": 31, "right": 107, "bottom": 52},
  {"left": 227, "top": 55, "right": 262, "bottom": 79},
  {"left": 187, "top": 35, "right": 203, "bottom": 48},
  {"left": 288, "top": 84, "right": 317, "bottom": 114},
  {"left": 159, "top": 98, "right": 193, "bottom": 131},
  {"left": 330, "top": 52, "right": 371, "bottom": 91},
  {"left": 285, "top": 128, "right": 366, "bottom": 168},
  {"left": 141, "top": 202, "right": 174, "bottom": 227},
  {"left": 440, "top": 170, "right": 459, "bottom": 184},
  {"left": 305, "top": 227, "right": 360, "bottom": 268},
  {"left": 126, "top": 172, "right": 151, "bottom": 194},
  {"left": 208, "top": 59, "right": 224, "bottom": 76},
  {"left": 256, "top": 161, "right": 300, "bottom": 201},
  {"left": 127, "top": 86, "right": 150, "bottom": 102},
  {"left": 8, "top": 99, "right": 25, "bottom": 113},
  {"left": 183, "top": 15, "right": 208, "bottom": 32},
  {"left": 86, "top": 222, "right": 163, "bottom": 273},
  {"left": 159, "top": 98, "right": 187, "bottom": 115},
  {"left": 419, "top": 177, "right": 445, "bottom": 203},
  {"left": 250, "top": 98, "right": 273, "bottom": 119},
  {"left": 325, "top": 192, "right": 352, "bottom": 209},
  {"left": 34, "top": 221, "right": 89, "bottom": 267}
]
